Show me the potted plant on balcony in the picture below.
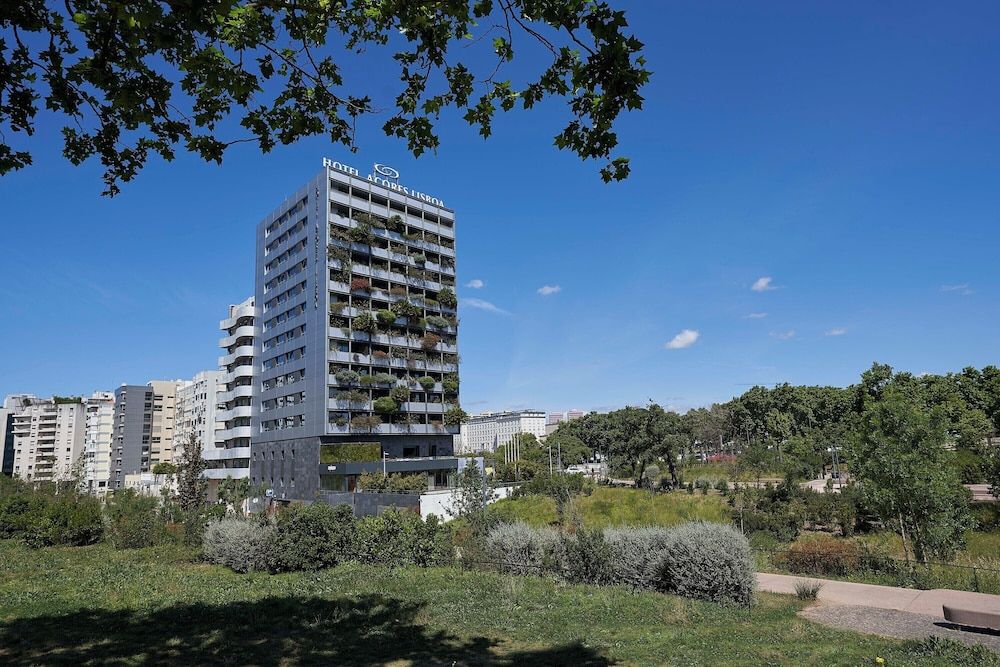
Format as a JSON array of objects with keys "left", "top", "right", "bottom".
[
  {"left": 350, "top": 414, "right": 382, "bottom": 433},
  {"left": 390, "top": 385, "right": 410, "bottom": 404},
  {"left": 436, "top": 287, "right": 457, "bottom": 309},
  {"left": 352, "top": 311, "right": 378, "bottom": 336},
  {"left": 334, "top": 369, "right": 360, "bottom": 386},
  {"left": 420, "top": 332, "right": 441, "bottom": 351},
  {"left": 373, "top": 397, "right": 399, "bottom": 415},
  {"left": 376, "top": 309, "right": 397, "bottom": 326},
  {"left": 444, "top": 405, "right": 468, "bottom": 427}
]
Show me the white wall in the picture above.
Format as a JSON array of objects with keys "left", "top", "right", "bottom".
[{"left": 419, "top": 484, "right": 515, "bottom": 520}]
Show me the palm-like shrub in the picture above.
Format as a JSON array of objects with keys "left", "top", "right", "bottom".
[
  {"left": 390, "top": 385, "right": 410, "bottom": 403},
  {"left": 352, "top": 311, "right": 378, "bottom": 334}
]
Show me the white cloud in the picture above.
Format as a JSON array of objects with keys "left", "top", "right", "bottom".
[
  {"left": 537, "top": 284, "right": 562, "bottom": 296},
  {"left": 745, "top": 312, "right": 768, "bottom": 319},
  {"left": 751, "top": 276, "right": 778, "bottom": 292},
  {"left": 465, "top": 279, "right": 485, "bottom": 289},
  {"left": 825, "top": 327, "right": 847, "bottom": 336},
  {"left": 460, "top": 297, "right": 510, "bottom": 316},
  {"left": 940, "top": 283, "right": 973, "bottom": 295},
  {"left": 770, "top": 330, "right": 796, "bottom": 340},
  {"left": 665, "top": 329, "right": 700, "bottom": 349}
]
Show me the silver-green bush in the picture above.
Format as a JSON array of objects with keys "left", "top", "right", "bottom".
[
  {"left": 484, "top": 522, "right": 563, "bottom": 575},
  {"left": 650, "top": 522, "right": 755, "bottom": 606},
  {"left": 202, "top": 519, "right": 274, "bottom": 573},
  {"left": 604, "top": 526, "right": 672, "bottom": 588}
]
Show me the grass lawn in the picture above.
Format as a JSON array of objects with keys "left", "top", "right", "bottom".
[
  {"left": 0, "top": 540, "right": 993, "bottom": 666},
  {"left": 489, "top": 487, "right": 729, "bottom": 529}
]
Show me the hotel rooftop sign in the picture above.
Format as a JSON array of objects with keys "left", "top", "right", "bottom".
[{"left": 323, "top": 157, "right": 445, "bottom": 208}]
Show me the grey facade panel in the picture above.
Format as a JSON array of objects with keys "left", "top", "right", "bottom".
[{"left": 111, "top": 385, "right": 152, "bottom": 489}]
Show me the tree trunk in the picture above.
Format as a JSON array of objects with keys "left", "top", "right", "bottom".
[{"left": 666, "top": 455, "right": 679, "bottom": 488}]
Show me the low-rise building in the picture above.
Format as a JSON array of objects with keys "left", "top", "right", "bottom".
[{"left": 458, "top": 409, "right": 547, "bottom": 454}]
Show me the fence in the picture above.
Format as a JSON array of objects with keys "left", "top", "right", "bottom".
[{"left": 753, "top": 547, "right": 1000, "bottom": 595}]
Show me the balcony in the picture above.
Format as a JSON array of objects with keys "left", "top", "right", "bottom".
[
  {"left": 219, "top": 325, "right": 256, "bottom": 348},
  {"left": 325, "top": 423, "right": 457, "bottom": 436},
  {"left": 218, "top": 345, "right": 255, "bottom": 367},
  {"left": 318, "top": 455, "right": 461, "bottom": 477},
  {"left": 215, "top": 425, "right": 253, "bottom": 442}
]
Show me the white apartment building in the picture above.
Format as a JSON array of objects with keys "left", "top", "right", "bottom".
[
  {"left": 83, "top": 391, "right": 115, "bottom": 493},
  {"left": 11, "top": 397, "right": 86, "bottom": 483},
  {"left": 175, "top": 371, "right": 221, "bottom": 458},
  {"left": 459, "top": 410, "right": 547, "bottom": 454},
  {"left": 208, "top": 297, "right": 256, "bottom": 493}
]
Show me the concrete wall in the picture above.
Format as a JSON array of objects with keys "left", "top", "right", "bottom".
[{"left": 419, "top": 484, "right": 515, "bottom": 520}]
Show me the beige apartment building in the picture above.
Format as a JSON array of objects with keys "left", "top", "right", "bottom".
[
  {"left": 11, "top": 397, "right": 86, "bottom": 482},
  {"left": 147, "top": 380, "right": 180, "bottom": 465}
]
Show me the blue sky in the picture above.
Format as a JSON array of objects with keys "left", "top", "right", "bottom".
[{"left": 1, "top": 1, "right": 998, "bottom": 414}]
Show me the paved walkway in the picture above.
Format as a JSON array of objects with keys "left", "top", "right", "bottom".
[{"left": 757, "top": 572, "right": 1000, "bottom": 618}]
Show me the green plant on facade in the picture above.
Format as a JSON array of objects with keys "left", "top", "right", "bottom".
[
  {"left": 390, "top": 385, "right": 410, "bottom": 404},
  {"left": 373, "top": 397, "right": 399, "bottom": 414},
  {"left": 350, "top": 414, "right": 382, "bottom": 432},
  {"left": 425, "top": 315, "right": 449, "bottom": 329},
  {"left": 319, "top": 443, "right": 381, "bottom": 463},
  {"left": 373, "top": 373, "right": 395, "bottom": 384},
  {"left": 436, "top": 287, "right": 457, "bottom": 308},
  {"left": 417, "top": 376, "right": 436, "bottom": 390},
  {"left": 352, "top": 311, "right": 378, "bottom": 335},
  {"left": 442, "top": 374, "right": 459, "bottom": 393},
  {"left": 334, "top": 369, "right": 360, "bottom": 385},
  {"left": 335, "top": 390, "right": 368, "bottom": 405},
  {"left": 394, "top": 301, "right": 422, "bottom": 319},
  {"left": 421, "top": 332, "right": 441, "bottom": 351},
  {"left": 444, "top": 405, "right": 468, "bottom": 427},
  {"left": 376, "top": 309, "right": 397, "bottom": 326}
]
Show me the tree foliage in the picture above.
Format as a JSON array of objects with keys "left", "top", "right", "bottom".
[
  {"left": 2, "top": 1, "right": 650, "bottom": 194},
  {"left": 176, "top": 433, "right": 208, "bottom": 512},
  {"left": 849, "top": 389, "right": 973, "bottom": 562}
]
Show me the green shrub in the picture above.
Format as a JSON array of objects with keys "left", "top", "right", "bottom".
[
  {"left": 105, "top": 490, "right": 167, "bottom": 549},
  {"left": 41, "top": 495, "right": 104, "bottom": 547},
  {"left": 650, "top": 522, "right": 755, "bottom": 606},
  {"left": 442, "top": 374, "right": 459, "bottom": 393},
  {"left": 417, "top": 376, "right": 436, "bottom": 390},
  {"left": 354, "top": 509, "right": 451, "bottom": 567},
  {"left": 202, "top": 518, "right": 274, "bottom": 573},
  {"left": 357, "top": 472, "right": 427, "bottom": 493},
  {"left": 373, "top": 397, "right": 399, "bottom": 414},
  {"left": 376, "top": 309, "right": 397, "bottom": 326},
  {"left": 266, "top": 503, "right": 355, "bottom": 573},
  {"left": 390, "top": 385, "right": 410, "bottom": 403},
  {"left": 320, "top": 442, "right": 382, "bottom": 463},
  {"left": 0, "top": 488, "right": 50, "bottom": 541},
  {"left": 426, "top": 315, "right": 450, "bottom": 329},
  {"left": 560, "top": 527, "right": 612, "bottom": 584}
]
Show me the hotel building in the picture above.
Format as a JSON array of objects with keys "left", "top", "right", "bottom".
[{"left": 250, "top": 160, "right": 463, "bottom": 503}]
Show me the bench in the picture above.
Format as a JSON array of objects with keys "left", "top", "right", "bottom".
[{"left": 942, "top": 605, "right": 1000, "bottom": 632}]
